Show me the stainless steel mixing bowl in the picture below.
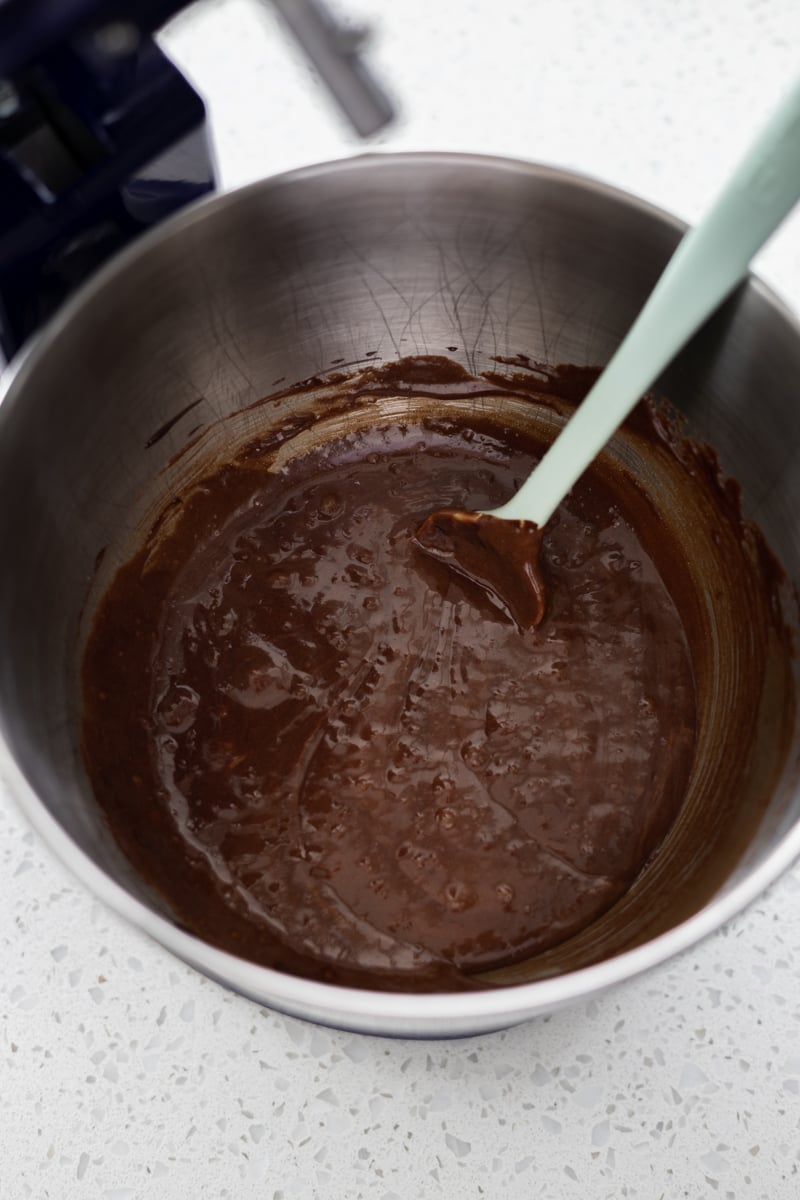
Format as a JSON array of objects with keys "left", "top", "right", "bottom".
[{"left": 1, "top": 154, "right": 799, "bottom": 1037}]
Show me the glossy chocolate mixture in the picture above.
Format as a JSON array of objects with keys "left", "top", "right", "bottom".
[{"left": 82, "top": 361, "right": 698, "bottom": 991}]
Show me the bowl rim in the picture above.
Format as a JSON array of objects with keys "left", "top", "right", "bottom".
[{"left": 2, "top": 150, "right": 800, "bottom": 1031}]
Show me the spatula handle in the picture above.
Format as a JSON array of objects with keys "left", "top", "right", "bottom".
[{"left": 492, "top": 75, "right": 800, "bottom": 526}]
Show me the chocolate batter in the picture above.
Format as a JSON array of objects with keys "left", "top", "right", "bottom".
[{"left": 82, "top": 363, "right": 697, "bottom": 990}]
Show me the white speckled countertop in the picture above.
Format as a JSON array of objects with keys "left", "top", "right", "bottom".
[{"left": 3, "top": 1, "right": 800, "bottom": 1196}]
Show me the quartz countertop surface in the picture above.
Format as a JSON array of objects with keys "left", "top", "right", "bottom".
[{"left": 3, "top": 1, "right": 800, "bottom": 1196}]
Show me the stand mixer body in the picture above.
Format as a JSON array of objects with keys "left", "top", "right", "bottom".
[{"left": 0, "top": 0, "right": 392, "bottom": 360}]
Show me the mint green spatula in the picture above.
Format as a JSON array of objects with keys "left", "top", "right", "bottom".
[{"left": 488, "top": 75, "right": 800, "bottom": 527}]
